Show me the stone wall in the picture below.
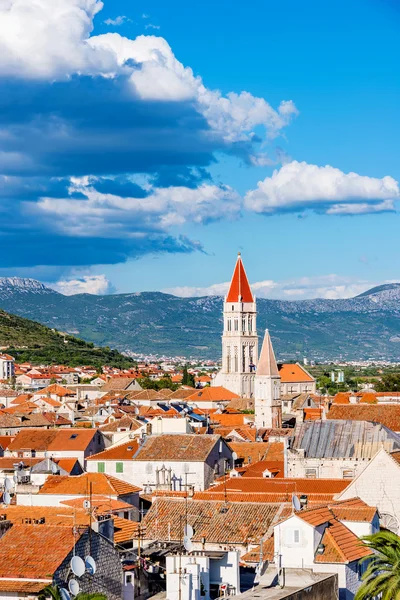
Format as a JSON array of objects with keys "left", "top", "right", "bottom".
[
  {"left": 278, "top": 574, "right": 338, "bottom": 599},
  {"left": 55, "top": 529, "right": 123, "bottom": 600}
]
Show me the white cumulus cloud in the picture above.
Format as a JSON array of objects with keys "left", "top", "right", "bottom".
[
  {"left": 50, "top": 274, "right": 112, "bottom": 295},
  {"left": 27, "top": 181, "right": 241, "bottom": 237},
  {"left": 244, "top": 161, "right": 400, "bottom": 215},
  {"left": 0, "top": 0, "right": 298, "bottom": 143},
  {"left": 163, "top": 274, "right": 396, "bottom": 301}
]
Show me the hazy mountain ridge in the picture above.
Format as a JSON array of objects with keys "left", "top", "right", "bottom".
[{"left": 0, "top": 278, "right": 400, "bottom": 360}]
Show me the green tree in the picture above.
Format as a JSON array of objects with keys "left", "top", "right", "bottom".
[
  {"left": 375, "top": 374, "right": 400, "bottom": 392},
  {"left": 182, "top": 365, "right": 195, "bottom": 387},
  {"left": 39, "top": 586, "right": 106, "bottom": 600},
  {"left": 39, "top": 586, "right": 61, "bottom": 600},
  {"left": 355, "top": 530, "right": 400, "bottom": 600}
]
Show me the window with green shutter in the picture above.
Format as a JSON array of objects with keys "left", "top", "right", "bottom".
[
  {"left": 97, "top": 462, "right": 105, "bottom": 473},
  {"left": 116, "top": 462, "right": 124, "bottom": 474}
]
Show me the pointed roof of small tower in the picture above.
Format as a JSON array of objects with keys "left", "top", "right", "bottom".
[
  {"left": 226, "top": 253, "right": 254, "bottom": 303},
  {"left": 257, "top": 329, "right": 279, "bottom": 377}
]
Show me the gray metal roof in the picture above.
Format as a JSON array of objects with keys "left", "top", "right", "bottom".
[{"left": 291, "top": 420, "right": 400, "bottom": 459}]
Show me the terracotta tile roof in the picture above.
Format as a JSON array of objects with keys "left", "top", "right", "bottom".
[
  {"left": 304, "top": 408, "right": 323, "bottom": 420},
  {"left": 10, "top": 394, "right": 32, "bottom": 405},
  {"left": 0, "top": 456, "right": 42, "bottom": 470},
  {"left": 211, "top": 414, "right": 249, "bottom": 427},
  {"left": 7, "top": 428, "right": 97, "bottom": 452},
  {"left": 0, "top": 435, "right": 14, "bottom": 449},
  {"left": 133, "top": 434, "right": 222, "bottom": 462},
  {"left": 278, "top": 363, "right": 314, "bottom": 383},
  {"left": 241, "top": 460, "right": 284, "bottom": 478},
  {"left": 130, "top": 389, "right": 167, "bottom": 401},
  {"left": 193, "top": 492, "right": 338, "bottom": 505},
  {"left": 241, "top": 537, "right": 274, "bottom": 564},
  {"left": 205, "top": 477, "right": 349, "bottom": 496},
  {"left": 143, "top": 498, "right": 279, "bottom": 544},
  {"left": 42, "top": 413, "right": 72, "bottom": 426},
  {"left": 226, "top": 254, "right": 254, "bottom": 303},
  {"left": 359, "top": 392, "right": 378, "bottom": 404},
  {"left": 37, "top": 384, "right": 75, "bottom": 397},
  {"left": 229, "top": 442, "right": 283, "bottom": 464},
  {"left": 87, "top": 440, "right": 140, "bottom": 461},
  {"left": 56, "top": 458, "right": 81, "bottom": 474},
  {"left": 227, "top": 398, "right": 255, "bottom": 411},
  {"left": 113, "top": 516, "right": 139, "bottom": 544},
  {"left": 296, "top": 506, "right": 333, "bottom": 526},
  {"left": 35, "top": 396, "right": 62, "bottom": 407},
  {"left": 186, "top": 387, "right": 240, "bottom": 402},
  {"left": 39, "top": 472, "right": 141, "bottom": 496},
  {"left": 101, "top": 378, "right": 138, "bottom": 391},
  {"left": 0, "top": 580, "right": 49, "bottom": 593},
  {"left": 99, "top": 416, "right": 142, "bottom": 433},
  {"left": 3, "top": 402, "right": 37, "bottom": 414},
  {"left": 315, "top": 519, "right": 373, "bottom": 564},
  {"left": 327, "top": 404, "right": 400, "bottom": 431},
  {"left": 61, "top": 495, "right": 133, "bottom": 514},
  {"left": 0, "top": 413, "right": 58, "bottom": 428},
  {"left": 166, "top": 388, "right": 195, "bottom": 400},
  {"left": 2, "top": 505, "right": 90, "bottom": 526},
  {"left": 0, "top": 524, "right": 85, "bottom": 578},
  {"left": 332, "top": 392, "right": 351, "bottom": 405}
]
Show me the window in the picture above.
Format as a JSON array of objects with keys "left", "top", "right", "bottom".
[
  {"left": 342, "top": 469, "right": 355, "bottom": 479},
  {"left": 305, "top": 468, "right": 317, "bottom": 479},
  {"left": 285, "top": 529, "right": 300, "bottom": 545},
  {"left": 126, "top": 574, "right": 133, "bottom": 584},
  {"left": 227, "top": 319, "right": 232, "bottom": 332},
  {"left": 70, "top": 434, "right": 78, "bottom": 439},
  {"left": 97, "top": 462, "right": 105, "bottom": 473},
  {"left": 116, "top": 462, "right": 124, "bottom": 474},
  {"left": 234, "top": 319, "right": 238, "bottom": 331},
  {"left": 242, "top": 317, "right": 246, "bottom": 332}
]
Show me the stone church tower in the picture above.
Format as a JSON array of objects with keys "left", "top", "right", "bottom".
[
  {"left": 213, "top": 253, "right": 258, "bottom": 397},
  {"left": 254, "top": 329, "right": 282, "bottom": 429}
]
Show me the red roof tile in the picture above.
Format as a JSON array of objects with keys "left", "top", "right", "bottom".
[
  {"left": 226, "top": 254, "right": 254, "bottom": 303},
  {"left": 0, "top": 524, "right": 84, "bottom": 578},
  {"left": 278, "top": 363, "right": 314, "bottom": 383}
]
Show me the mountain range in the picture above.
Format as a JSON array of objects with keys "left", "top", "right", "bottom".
[{"left": 0, "top": 277, "right": 400, "bottom": 361}]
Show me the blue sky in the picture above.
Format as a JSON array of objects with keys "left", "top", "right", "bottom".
[{"left": 1, "top": 0, "right": 399, "bottom": 299}]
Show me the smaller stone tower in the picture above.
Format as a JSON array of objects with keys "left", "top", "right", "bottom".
[{"left": 254, "top": 329, "right": 282, "bottom": 429}]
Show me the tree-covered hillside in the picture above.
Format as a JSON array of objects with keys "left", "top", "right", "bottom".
[{"left": 0, "top": 309, "right": 134, "bottom": 369}]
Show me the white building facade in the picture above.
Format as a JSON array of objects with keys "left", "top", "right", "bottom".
[{"left": 213, "top": 254, "right": 258, "bottom": 398}]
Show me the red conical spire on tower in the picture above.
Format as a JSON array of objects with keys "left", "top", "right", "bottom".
[{"left": 226, "top": 253, "right": 254, "bottom": 303}]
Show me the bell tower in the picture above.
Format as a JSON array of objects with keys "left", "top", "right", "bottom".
[
  {"left": 254, "top": 329, "right": 282, "bottom": 429},
  {"left": 213, "top": 253, "right": 258, "bottom": 397}
]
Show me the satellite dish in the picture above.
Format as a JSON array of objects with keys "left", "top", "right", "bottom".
[
  {"left": 183, "top": 536, "right": 193, "bottom": 553},
  {"left": 70, "top": 556, "right": 85, "bottom": 577},
  {"left": 85, "top": 555, "right": 97, "bottom": 575},
  {"left": 292, "top": 495, "right": 301, "bottom": 511},
  {"left": 60, "top": 588, "right": 71, "bottom": 600},
  {"left": 13, "top": 475, "right": 17, "bottom": 484},
  {"left": 3, "top": 478, "right": 12, "bottom": 492},
  {"left": 232, "top": 452, "right": 238, "bottom": 461},
  {"left": 68, "top": 579, "right": 80, "bottom": 596},
  {"left": 83, "top": 499, "right": 90, "bottom": 510},
  {"left": 184, "top": 524, "right": 194, "bottom": 539},
  {"left": 3, "top": 492, "right": 10, "bottom": 505},
  {"left": 51, "top": 462, "right": 59, "bottom": 474}
]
